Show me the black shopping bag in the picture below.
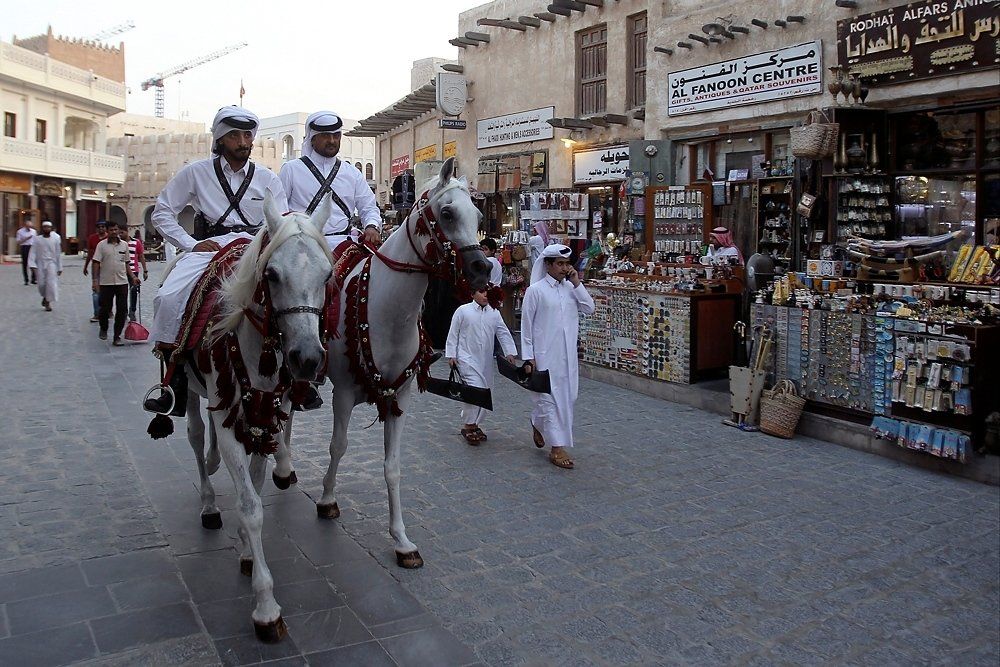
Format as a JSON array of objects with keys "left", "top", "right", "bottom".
[
  {"left": 496, "top": 355, "right": 551, "bottom": 394},
  {"left": 425, "top": 367, "right": 493, "bottom": 410}
]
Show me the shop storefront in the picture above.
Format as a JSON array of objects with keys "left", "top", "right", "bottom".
[{"left": 1, "top": 170, "right": 31, "bottom": 256}]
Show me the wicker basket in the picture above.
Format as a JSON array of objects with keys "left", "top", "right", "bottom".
[
  {"left": 759, "top": 380, "right": 807, "bottom": 438},
  {"left": 789, "top": 111, "right": 839, "bottom": 160}
]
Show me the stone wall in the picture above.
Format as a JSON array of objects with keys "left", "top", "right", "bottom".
[{"left": 14, "top": 26, "right": 125, "bottom": 83}]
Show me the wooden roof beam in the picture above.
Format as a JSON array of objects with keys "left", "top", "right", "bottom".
[
  {"left": 464, "top": 31, "right": 491, "bottom": 43},
  {"left": 534, "top": 12, "right": 558, "bottom": 22},
  {"left": 545, "top": 5, "right": 573, "bottom": 17},
  {"left": 553, "top": 0, "right": 588, "bottom": 12},
  {"left": 518, "top": 16, "right": 542, "bottom": 28}
]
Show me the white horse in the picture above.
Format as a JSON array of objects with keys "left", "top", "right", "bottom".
[
  {"left": 276, "top": 157, "right": 490, "bottom": 568},
  {"left": 180, "top": 195, "right": 334, "bottom": 642}
]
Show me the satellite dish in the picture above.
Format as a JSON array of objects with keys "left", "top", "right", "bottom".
[{"left": 745, "top": 253, "right": 776, "bottom": 292}]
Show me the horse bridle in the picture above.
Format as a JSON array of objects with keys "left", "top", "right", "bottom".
[{"left": 367, "top": 186, "right": 480, "bottom": 277}]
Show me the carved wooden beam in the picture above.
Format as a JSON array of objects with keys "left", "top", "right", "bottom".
[{"left": 518, "top": 16, "right": 542, "bottom": 28}]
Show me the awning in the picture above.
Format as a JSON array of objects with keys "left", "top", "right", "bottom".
[{"left": 346, "top": 81, "right": 438, "bottom": 137}]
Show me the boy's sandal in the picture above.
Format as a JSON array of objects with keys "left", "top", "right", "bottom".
[
  {"left": 472, "top": 427, "right": 487, "bottom": 441},
  {"left": 549, "top": 448, "right": 574, "bottom": 469},
  {"left": 461, "top": 427, "right": 482, "bottom": 445}
]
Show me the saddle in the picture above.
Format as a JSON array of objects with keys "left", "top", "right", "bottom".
[
  {"left": 325, "top": 240, "right": 370, "bottom": 338},
  {"left": 175, "top": 238, "right": 253, "bottom": 353}
]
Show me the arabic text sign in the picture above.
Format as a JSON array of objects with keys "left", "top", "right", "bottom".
[
  {"left": 573, "top": 146, "right": 630, "bottom": 184},
  {"left": 414, "top": 145, "right": 437, "bottom": 163},
  {"left": 668, "top": 41, "right": 823, "bottom": 117},
  {"left": 477, "top": 107, "right": 555, "bottom": 149},
  {"left": 390, "top": 155, "right": 409, "bottom": 178},
  {"left": 838, "top": 2, "right": 999, "bottom": 86},
  {"left": 444, "top": 141, "right": 457, "bottom": 159}
]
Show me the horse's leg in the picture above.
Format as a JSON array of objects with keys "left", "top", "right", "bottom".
[
  {"left": 317, "top": 389, "right": 352, "bottom": 519},
  {"left": 383, "top": 412, "right": 422, "bottom": 568},
  {"left": 272, "top": 411, "right": 297, "bottom": 490},
  {"left": 185, "top": 390, "right": 221, "bottom": 529},
  {"left": 206, "top": 423, "right": 220, "bottom": 476},
  {"left": 212, "top": 416, "right": 285, "bottom": 642}
]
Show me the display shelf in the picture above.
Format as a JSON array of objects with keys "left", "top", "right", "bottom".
[
  {"left": 754, "top": 176, "right": 794, "bottom": 272},
  {"left": 827, "top": 174, "right": 893, "bottom": 242},
  {"left": 645, "top": 183, "right": 713, "bottom": 262}
]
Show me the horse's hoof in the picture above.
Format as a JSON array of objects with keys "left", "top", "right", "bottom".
[
  {"left": 253, "top": 616, "right": 287, "bottom": 643},
  {"left": 201, "top": 512, "right": 222, "bottom": 530},
  {"left": 271, "top": 470, "right": 297, "bottom": 490},
  {"left": 240, "top": 559, "right": 254, "bottom": 577},
  {"left": 316, "top": 502, "right": 340, "bottom": 520},
  {"left": 396, "top": 550, "right": 424, "bottom": 569}
]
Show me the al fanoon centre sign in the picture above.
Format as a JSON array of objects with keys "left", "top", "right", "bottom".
[{"left": 668, "top": 41, "right": 823, "bottom": 116}]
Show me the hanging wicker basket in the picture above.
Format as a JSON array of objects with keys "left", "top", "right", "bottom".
[
  {"left": 759, "top": 380, "right": 807, "bottom": 438},
  {"left": 789, "top": 110, "right": 839, "bottom": 160}
]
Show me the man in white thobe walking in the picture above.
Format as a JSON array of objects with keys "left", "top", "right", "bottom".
[
  {"left": 520, "top": 244, "right": 595, "bottom": 469},
  {"left": 446, "top": 287, "right": 517, "bottom": 444},
  {"left": 27, "top": 221, "right": 62, "bottom": 311}
]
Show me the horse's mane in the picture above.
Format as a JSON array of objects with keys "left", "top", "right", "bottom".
[{"left": 210, "top": 215, "right": 332, "bottom": 339}]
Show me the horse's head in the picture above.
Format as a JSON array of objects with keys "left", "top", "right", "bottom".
[
  {"left": 259, "top": 194, "right": 334, "bottom": 380},
  {"left": 426, "top": 158, "right": 491, "bottom": 291}
]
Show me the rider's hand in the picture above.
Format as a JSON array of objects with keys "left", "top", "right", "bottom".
[
  {"left": 505, "top": 355, "right": 515, "bottom": 364},
  {"left": 447, "top": 358, "right": 457, "bottom": 368},
  {"left": 192, "top": 240, "right": 221, "bottom": 253},
  {"left": 363, "top": 226, "right": 381, "bottom": 247},
  {"left": 523, "top": 361, "right": 533, "bottom": 375},
  {"left": 83, "top": 266, "right": 88, "bottom": 276}
]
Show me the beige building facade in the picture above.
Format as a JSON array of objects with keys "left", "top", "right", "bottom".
[{"left": 1, "top": 37, "right": 126, "bottom": 254}]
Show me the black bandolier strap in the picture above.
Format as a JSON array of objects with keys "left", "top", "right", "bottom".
[
  {"left": 300, "top": 156, "right": 353, "bottom": 224},
  {"left": 212, "top": 156, "right": 257, "bottom": 227}
]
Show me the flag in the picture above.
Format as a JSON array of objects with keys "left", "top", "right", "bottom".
[{"left": 239, "top": 79, "right": 245, "bottom": 99}]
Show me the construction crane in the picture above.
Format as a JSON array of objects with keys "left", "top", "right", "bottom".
[
  {"left": 140, "top": 42, "right": 247, "bottom": 118},
  {"left": 87, "top": 20, "right": 135, "bottom": 42}
]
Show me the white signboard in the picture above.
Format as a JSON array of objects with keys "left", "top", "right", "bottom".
[
  {"left": 574, "top": 145, "right": 630, "bottom": 184},
  {"left": 477, "top": 106, "right": 555, "bottom": 149},
  {"left": 436, "top": 72, "right": 467, "bottom": 117},
  {"left": 668, "top": 41, "right": 823, "bottom": 116}
]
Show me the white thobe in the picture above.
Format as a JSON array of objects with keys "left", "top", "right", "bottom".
[
  {"left": 150, "top": 158, "right": 287, "bottom": 344},
  {"left": 520, "top": 276, "right": 595, "bottom": 448},
  {"left": 27, "top": 233, "right": 63, "bottom": 303},
  {"left": 279, "top": 155, "right": 380, "bottom": 250},
  {"left": 445, "top": 302, "right": 517, "bottom": 425},
  {"left": 487, "top": 256, "right": 503, "bottom": 286}
]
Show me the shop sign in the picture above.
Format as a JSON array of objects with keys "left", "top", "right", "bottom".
[
  {"left": 443, "top": 141, "right": 457, "bottom": 158},
  {"left": 573, "top": 145, "right": 630, "bottom": 184},
  {"left": 78, "top": 181, "right": 107, "bottom": 201},
  {"left": 35, "top": 177, "right": 64, "bottom": 197},
  {"left": 667, "top": 41, "right": 823, "bottom": 116},
  {"left": 436, "top": 72, "right": 467, "bottom": 117},
  {"left": 390, "top": 155, "right": 410, "bottom": 178},
  {"left": 0, "top": 170, "right": 31, "bottom": 194},
  {"left": 477, "top": 106, "right": 554, "bottom": 149},
  {"left": 414, "top": 144, "right": 438, "bottom": 163},
  {"left": 838, "top": 2, "right": 999, "bottom": 86},
  {"left": 439, "top": 118, "right": 467, "bottom": 130}
]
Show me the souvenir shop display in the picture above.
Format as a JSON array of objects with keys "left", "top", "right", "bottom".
[
  {"left": 644, "top": 183, "right": 713, "bottom": 264},
  {"left": 754, "top": 176, "right": 794, "bottom": 273},
  {"left": 751, "top": 273, "right": 1000, "bottom": 458},
  {"left": 518, "top": 191, "right": 588, "bottom": 239},
  {"left": 579, "top": 275, "right": 739, "bottom": 384},
  {"left": 831, "top": 175, "right": 893, "bottom": 242}
]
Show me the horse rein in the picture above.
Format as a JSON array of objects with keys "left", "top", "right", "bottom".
[{"left": 367, "top": 187, "right": 478, "bottom": 278}]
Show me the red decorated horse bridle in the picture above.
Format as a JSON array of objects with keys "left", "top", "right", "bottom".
[{"left": 366, "top": 188, "right": 480, "bottom": 281}]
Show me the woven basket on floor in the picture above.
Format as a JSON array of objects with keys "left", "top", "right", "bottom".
[
  {"left": 789, "top": 110, "right": 839, "bottom": 160},
  {"left": 759, "top": 380, "right": 806, "bottom": 438}
]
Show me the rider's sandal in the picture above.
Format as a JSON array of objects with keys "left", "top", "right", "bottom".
[
  {"left": 549, "top": 448, "right": 574, "bottom": 469},
  {"left": 532, "top": 423, "right": 545, "bottom": 448},
  {"left": 472, "top": 427, "right": 487, "bottom": 442},
  {"left": 461, "top": 427, "right": 482, "bottom": 445}
]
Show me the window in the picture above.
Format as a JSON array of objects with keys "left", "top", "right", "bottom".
[
  {"left": 365, "top": 163, "right": 373, "bottom": 180},
  {"left": 627, "top": 13, "right": 647, "bottom": 109},
  {"left": 577, "top": 25, "right": 607, "bottom": 116},
  {"left": 35, "top": 119, "right": 47, "bottom": 143},
  {"left": 355, "top": 161, "right": 363, "bottom": 171},
  {"left": 3, "top": 112, "right": 15, "bottom": 138}
]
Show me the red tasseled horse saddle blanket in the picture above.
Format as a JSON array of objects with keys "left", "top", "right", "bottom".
[
  {"left": 325, "top": 240, "right": 370, "bottom": 339},
  {"left": 175, "top": 238, "right": 253, "bottom": 352}
]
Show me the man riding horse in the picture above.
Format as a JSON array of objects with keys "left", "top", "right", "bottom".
[{"left": 143, "top": 105, "right": 323, "bottom": 415}]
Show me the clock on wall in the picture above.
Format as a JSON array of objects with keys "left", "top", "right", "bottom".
[
  {"left": 629, "top": 174, "right": 647, "bottom": 193},
  {"left": 643, "top": 144, "right": 658, "bottom": 157}
]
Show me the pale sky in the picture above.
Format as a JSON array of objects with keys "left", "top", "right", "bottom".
[{"left": 6, "top": 0, "right": 483, "bottom": 126}]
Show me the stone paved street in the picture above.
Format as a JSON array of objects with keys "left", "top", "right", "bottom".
[{"left": 1, "top": 257, "right": 998, "bottom": 666}]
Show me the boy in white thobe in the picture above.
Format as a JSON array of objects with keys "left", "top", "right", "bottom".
[
  {"left": 446, "top": 287, "right": 517, "bottom": 444},
  {"left": 27, "top": 221, "right": 62, "bottom": 311},
  {"left": 520, "top": 244, "right": 595, "bottom": 469}
]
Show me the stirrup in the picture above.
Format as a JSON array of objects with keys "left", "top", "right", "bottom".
[{"left": 142, "top": 384, "right": 175, "bottom": 415}]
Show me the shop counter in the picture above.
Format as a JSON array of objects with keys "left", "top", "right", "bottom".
[{"left": 579, "top": 282, "right": 739, "bottom": 384}]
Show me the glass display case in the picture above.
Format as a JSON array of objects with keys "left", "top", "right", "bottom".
[{"left": 894, "top": 175, "right": 977, "bottom": 242}]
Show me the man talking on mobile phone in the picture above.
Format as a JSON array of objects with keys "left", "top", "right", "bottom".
[{"left": 519, "top": 244, "right": 594, "bottom": 469}]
